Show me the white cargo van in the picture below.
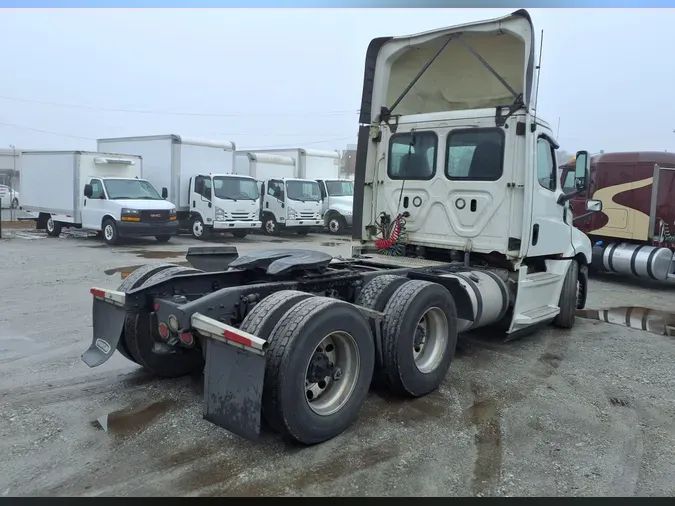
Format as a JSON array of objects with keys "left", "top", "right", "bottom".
[
  {"left": 235, "top": 152, "right": 323, "bottom": 235},
  {"left": 97, "top": 135, "right": 261, "bottom": 239},
  {"left": 21, "top": 151, "right": 178, "bottom": 245}
]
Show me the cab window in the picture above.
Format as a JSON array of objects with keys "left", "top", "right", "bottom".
[
  {"left": 536, "top": 137, "right": 557, "bottom": 191},
  {"left": 387, "top": 131, "right": 437, "bottom": 180},
  {"left": 445, "top": 128, "right": 505, "bottom": 181},
  {"left": 89, "top": 179, "right": 104, "bottom": 199}
]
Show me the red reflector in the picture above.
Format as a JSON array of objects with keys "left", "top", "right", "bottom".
[
  {"left": 223, "top": 329, "right": 252, "bottom": 348},
  {"left": 158, "top": 322, "right": 169, "bottom": 339},
  {"left": 153, "top": 303, "right": 160, "bottom": 312},
  {"left": 179, "top": 332, "right": 193, "bottom": 345},
  {"left": 90, "top": 288, "right": 106, "bottom": 298}
]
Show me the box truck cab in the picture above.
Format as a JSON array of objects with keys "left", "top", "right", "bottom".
[
  {"left": 189, "top": 173, "right": 261, "bottom": 239},
  {"left": 235, "top": 152, "right": 323, "bottom": 235},
  {"left": 316, "top": 179, "right": 354, "bottom": 234},
  {"left": 96, "top": 135, "right": 261, "bottom": 240},
  {"left": 21, "top": 151, "right": 178, "bottom": 245}
]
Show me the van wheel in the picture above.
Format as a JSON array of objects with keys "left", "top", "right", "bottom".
[
  {"left": 380, "top": 280, "right": 458, "bottom": 398},
  {"left": 46, "top": 217, "right": 62, "bottom": 237},
  {"left": 553, "top": 260, "right": 579, "bottom": 329},
  {"left": 327, "top": 215, "right": 346, "bottom": 235},
  {"left": 232, "top": 230, "right": 248, "bottom": 239},
  {"left": 261, "top": 297, "right": 375, "bottom": 445},
  {"left": 191, "top": 217, "right": 209, "bottom": 240},
  {"left": 102, "top": 219, "right": 119, "bottom": 245},
  {"left": 263, "top": 215, "right": 279, "bottom": 236}
]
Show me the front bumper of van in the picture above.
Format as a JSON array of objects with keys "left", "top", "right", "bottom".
[
  {"left": 212, "top": 220, "right": 262, "bottom": 230},
  {"left": 117, "top": 220, "right": 180, "bottom": 237}
]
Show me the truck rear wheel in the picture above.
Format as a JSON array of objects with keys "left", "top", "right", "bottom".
[
  {"left": 261, "top": 297, "right": 375, "bottom": 445},
  {"left": 124, "top": 266, "right": 205, "bottom": 377},
  {"left": 45, "top": 217, "right": 62, "bottom": 237},
  {"left": 380, "top": 280, "right": 458, "bottom": 398},
  {"left": 296, "top": 228, "right": 310, "bottom": 236},
  {"left": 232, "top": 230, "right": 249, "bottom": 239},
  {"left": 553, "top": 260, "right": 579, "bottom": 329},
  {"left": 116, "top": 263, "right": 178, "bottom": 363}
]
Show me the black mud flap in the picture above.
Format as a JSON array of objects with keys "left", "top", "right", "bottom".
[
  {"left": 186, "top": 246, "right": 239, "bottom": 273},
  {"left": 203, "top": 338, "right": 266, "bottom": 441},
  {"left": 82, "top": 298, "right": 127, "bottom": 368}
]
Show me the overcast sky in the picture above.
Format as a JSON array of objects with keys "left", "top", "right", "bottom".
[{"left": 0, "top": 8, "right": 673, "bottom": 155}]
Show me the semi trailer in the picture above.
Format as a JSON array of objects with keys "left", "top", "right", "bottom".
[
  {"left": 82, "top": 9, "right": 602, "bottom": 445},
  {"left": 234, "top": 151, "right": 324, "bottom": 235},
  {"left": 560, "top": 151, "right": 675, "bottom": 282},
  {"left": 97, "top": 135, "right": 262, "bottom": 239},
  {"left": 20, "top": 151, "right": 178, "bottom": 244}
]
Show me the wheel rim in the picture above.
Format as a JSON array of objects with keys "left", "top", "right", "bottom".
[
  {"left": 412, "top": 307, "right": 448, "bottom": 374},
  {"left": 304, "top": 331, "right": 360, "bottom": 416},
  {"left": 329, "top": 219, "right": 340, "bottom": 233},
  {"left": 193, "top": 220, "right": 203, "bottom": 237},
  {"left": 104, "top": 224, "right": 114, "bottom": 241},
  {"left": 47, "top": 218, "right": 54, "bottom": 232},
  {"left": 266, "top": 219, "right": 275, "bottom": 233}
]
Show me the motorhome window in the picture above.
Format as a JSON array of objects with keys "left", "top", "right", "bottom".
[
  {"left": 445, "top": 129, "right": 504, "bottom": 181},
  {"left": 213, "top": 177, "right": 260, "bottom": 200},
  {"left": 536, "top": 137, "right": 557, "bottom": 191},
  {"left": 103, "top": 179, "right": 162, "bottom": 200},
  {"left": 387, "top": 132, "right": 437, "bottom": 180},
  {"left": 287, "top": 181, "right": 321, "bottom": 201},
  {"left": 89, "top": 179, "right": 104, "bottom": 199},
  {"left": 325, "top": 180, "right": 354, "bottom": 197}
]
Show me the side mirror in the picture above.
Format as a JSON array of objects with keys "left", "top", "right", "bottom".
[
  {"left": 84, "top": 184, "right": 93, "bottom": 198},
  {"left": 161, "top": 187, "right": 168, "bottom": 199},
  {"left": 574, "top": 150, "right": 590, "bottom": 191},
  {"left": 586, "top": 199, "right": 603, "bottom": 213}
]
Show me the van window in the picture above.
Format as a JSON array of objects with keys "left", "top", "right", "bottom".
[
  {"left": 445, "top": 129, "right": 505, "bottom": 181},
  {"left": 387, "top": 131, "right": 437, "bottom": 180}
]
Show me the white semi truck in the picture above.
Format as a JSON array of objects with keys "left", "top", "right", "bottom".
[
  {"left": 97, "top": 135, "right": 262, "bottom": 240},
  {"left": 234, "top": 151, "right": 323, "bottom": 236},
  {"left": 251, "top": 148, "right": 354, "bottom": 234},
  {"left": 21, "top": 151, "right": 179, "bottom": 245},
  {"left": 82, "top": 10, "right": 603, "bottom": 446}
]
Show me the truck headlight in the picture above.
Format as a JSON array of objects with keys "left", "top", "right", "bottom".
[
  {"left": 215, "top": 207, "right": 226, "bottom": 221},
  {"left": 288, "top": 208, "right": 298, "bottom": 219},
  {"left": 169, "top": 208, "right": 177, "bottom": 221},
  {"left": 121, "top": 208, "right": 140, "bottom": 222}
]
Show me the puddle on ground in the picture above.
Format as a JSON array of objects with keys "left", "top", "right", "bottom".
[
  {"left": 576, "top": 306, "right": 675, "bottom": 337},
  {"left": 104, "top": 261, "right": 191, "bottom": 280},
  {"left": 92, "top": 400, "right": 175, "bottom": 436}
]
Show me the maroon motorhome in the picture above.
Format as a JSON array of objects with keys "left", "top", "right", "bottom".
[{"left": 560, "top": 151, "right": 675, "bottom": 281}]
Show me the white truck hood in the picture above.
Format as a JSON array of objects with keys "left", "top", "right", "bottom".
[
  {"left": 358, "top": 9, "right": 535, "bottom": 123},
  {"left": 327, "top": 195, "right": 353, "bottom": 211},
  {"left": 111, "top": 199, "right": 175, "bottom": 210}
]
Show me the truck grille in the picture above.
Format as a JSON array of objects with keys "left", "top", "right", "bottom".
[
  {"left": 300, "top": 212, "right": 316, "bottom": 219},
  {"left": 228, "top": 213, "right": 254, "bottom": 221},
  {"left": 140, "top": 210, "right": 170, "bottom": 222}
]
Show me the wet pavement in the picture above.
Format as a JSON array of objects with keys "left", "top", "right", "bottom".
[{"left": 0, "top": 228, "right": 674, "bottom": 496}]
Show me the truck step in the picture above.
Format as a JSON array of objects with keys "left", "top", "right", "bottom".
[
  {"left": 520, "top": 272, "right": 562, "bottom": 287},
  {"left": 513, "top": 305, "right": 560, "bottom": 325}
]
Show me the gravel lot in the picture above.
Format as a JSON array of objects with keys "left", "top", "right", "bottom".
[{"left": 0, "top": 227, "right": 674, "bottom": 497}]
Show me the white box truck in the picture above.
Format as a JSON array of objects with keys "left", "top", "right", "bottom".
[
  {"left": 97, "top": 135, "right": 261, "bottom": 240},
  {"left": 21, "top": 151, "right": 179, "bottom": 245},
  {"left": 249, "top": 148, "right": 354, "bottom": 234},
  {"left": 234, "top": 151, "right": 323, "bottom": 236}
]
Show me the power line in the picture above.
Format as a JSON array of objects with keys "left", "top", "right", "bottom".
[
  {"left": 0, "top": 120, "right": 355, "bottom": 148},
  {"left": 0, "top": 94, "right": 359, "bottom": 118}
]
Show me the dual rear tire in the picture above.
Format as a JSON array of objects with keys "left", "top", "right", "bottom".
[{"left": 239, "top": 276, "right": 458, "bottom": 445}]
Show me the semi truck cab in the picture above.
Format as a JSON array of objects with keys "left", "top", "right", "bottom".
[
  {"left": 188, "top": 173, "right": 262, "bottom": 239},
  {"left": 260, "top": 177, "right": 323, "bottom": 235}
]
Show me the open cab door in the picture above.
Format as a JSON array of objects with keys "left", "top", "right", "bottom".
[{"left": 354, "top": 10, "right": 536, "bottom": 260}]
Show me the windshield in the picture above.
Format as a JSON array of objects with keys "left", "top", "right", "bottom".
[
  {"left": 325, "top": 180, "right": 354, "bottom": 197},
  {"left": 286, "top": 180, "right": 321, "bottom": 202},
  {"left": 213, "top": 176, "right": 259, "bottom": 200},
  {"left": 103, "top": 179, "right": 162, "bottom": 200}
]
